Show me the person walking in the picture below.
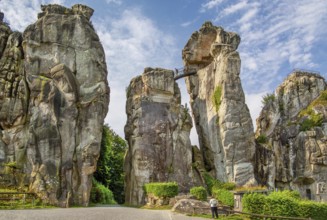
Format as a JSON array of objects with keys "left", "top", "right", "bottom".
[{"left": 209, "top": 197, "right": 219, "bottom": 218}]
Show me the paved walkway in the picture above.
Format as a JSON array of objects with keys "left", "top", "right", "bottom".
[{"left": 0, "top": 206, "right": 205, "bottom": 220}]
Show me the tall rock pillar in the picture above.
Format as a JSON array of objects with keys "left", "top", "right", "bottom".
[
  {"left": 183, "top": 22, "right": 256, "bottom": 185},
  {"left": 0, "top": 4, "right": 110, "bottom": 207},
  {"left": 124, "top": 68, "right": 195, "bottom": 205}
]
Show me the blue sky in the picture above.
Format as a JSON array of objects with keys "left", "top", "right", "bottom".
[{"left": 1, "top": 0, "right": 327, "bottom": 144}]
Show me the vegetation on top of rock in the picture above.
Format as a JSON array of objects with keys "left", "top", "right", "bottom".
[
  {"left": 212, "top": 86, "right": 222, "bottom": 112},
  {"left": 299, "top": 113, "right": 323, "bottom": 131},
  {"left": 261, "top": 93, "right": 276, "bottom": 105},
  {"left": 256, "top": 134, "right": 268, "bottom": 144},
  {"left": 144, "top": 182, "right": 178, "bottom": 198},
  {"left": 300, "top": 90, "right": 327, "bottom": 116},
  {"left": 190, "top": 186, "right": 207, "bottom": 201},
  {"left": 93, "top": 125, "right": 127, "bottom": 204}
]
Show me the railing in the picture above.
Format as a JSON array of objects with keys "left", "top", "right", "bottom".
[
  {"left": 174, "top": 67, "right": 197, "bottom": 80},
  {"left": 291, "top": 69, "right": 320, "bottom": 75}
]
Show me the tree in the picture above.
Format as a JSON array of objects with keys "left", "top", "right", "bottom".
[{"left": 93, "top": 125, "right": 127, "bottom": 204}]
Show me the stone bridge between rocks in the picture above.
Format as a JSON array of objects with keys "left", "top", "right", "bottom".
[{"left": 173, "top": 67, "right": 197, "bottom": 80}]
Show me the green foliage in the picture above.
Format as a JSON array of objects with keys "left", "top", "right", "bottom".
[
  {"left": 144, "top": 182, "right": 178, "bottom": 198},
  {"left": 212, "top": 86, "right": 222, "bottom": 112},
  {"left": 264, "top": 192, "right": 299, "bottom": 217},
  {"left": 221, "top": 182, "right": 236, "bottom": 190},
  {"left": 256, "top": 134, "right": 268, "bottom": 144},
  {"left": 300, "top": 113, "right": 323, "bottom": 131},
  {"left": 242, "top": 193, "right": 266, "bottom": 214},
  {"left": 261, "top": 93, "right": 275, "bottom": 105},
  {"left": 93, "top": 125, "right": 127, "bottom": 204},
  {"left": 242, "top": 190, "right": 327, "bottom": 219},
  {"left": 203, "top": 172, "right": 221, "bottom": 195},
  {"left": 90, "top": 179, "right": 116, "bottom": 204},
  {"left": 297, "top": 200, "right": 327, "bottom": 220},
  {"left": 212, "top": 188, "right": 234, "bottom": 207},
  {"left": 190, "top": 186, "right": 207, "bottom": 201}
]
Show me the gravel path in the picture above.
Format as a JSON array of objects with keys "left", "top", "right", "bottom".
[{"left": 0, "top": 206, "right": 206, "bottom": 220}]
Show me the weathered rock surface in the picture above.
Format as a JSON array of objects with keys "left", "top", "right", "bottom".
[
  {"left": 0, "top": 4, "right": 109, "bottom": 207},
  {"left": 255, "top": 71, "right": 327, "bottom": 201},
  {"left": 183, "top": 22, "right": 256, "bottom": 185},
  {"left": 172, "top": 199, "right": 210, "bottom": 215},
  {"left": 124, "top": 68, "right": 196, "bottom": 206}
]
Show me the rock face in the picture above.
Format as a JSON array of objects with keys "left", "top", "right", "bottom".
[
  {"left": 255, "top": 71, "right": 327, "bottom": 201},
  {"left": 0, "top": 4, "right": 109, "bottom": 207},
  {"left": 182, "top": 22, "right": 256, "bottom": 185},
  {"left": 172, "top": 199, "right": 211, "bottom": 215},
  {"left": 124, "top": 68, "right": 196, "bottom": 205}
]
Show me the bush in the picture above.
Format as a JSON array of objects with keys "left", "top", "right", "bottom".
[
  {"left": 212, "top": 188, "right": 234, "bottom": 207},
  {"left": 212, "top": 86, "right": 222, "bottom": 112},
  {"left": 264, "top": 192, "right": 299, "bottom": 217},
  {"left": 144, "top": 182, "right": 178, "bottom": 198},
  {"left": 261, "top": 93, "right": 275, "bottom": 105},
  {"left": 90, "top": 179, "right": 116, "bottom": 204},
  {"left": 203, "top": 173, "right": 221, "bottom": 195},
  {"left": 298, "top": 200, "right": 327, "bottom": 220},
  {"left": 256, "top": 134, "right": 268, "bottom": 144},
  {"left": 242, "top": 190, "right": 327, "bottom": 219},
  {"left": 242, "top": 193, "right": 266, "bottom": 214},
  {"left": 221, "top": 182, "right": 237, "bottom": 190},
  {"left": 190, "top": 186, "right": 207, "bottom": 201},
  {"left": 300, "top": 113, "right": 323, "bottom": 131}
]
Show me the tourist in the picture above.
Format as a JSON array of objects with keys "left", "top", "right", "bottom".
[{"left": 209, "top": 197, "right": 219, "bottom": 218}]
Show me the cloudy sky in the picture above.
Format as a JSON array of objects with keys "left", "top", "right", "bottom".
[{"left": 1, "top": 0, "right": 327, "bottom": 144}]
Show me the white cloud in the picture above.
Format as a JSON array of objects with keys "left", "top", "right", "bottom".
[
  {"left": 93, "top": 8, "right": 179, "bottom": 136},
  {"left": 201, "top": 0, "right": 224, "bottom": 12},
  {"left": 221, "top": 0, "right": 248, "bottom": 17},
  {"left": 212, "top": 0, "right": 327, "bottom": 94},
  {"left": 0, "top": 0, "right": 67, "bottom": 31},
  {"left": 105, "top": 0, "right": 122, "bottom": 5}
]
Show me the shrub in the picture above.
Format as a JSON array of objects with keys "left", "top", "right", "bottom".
[
  {"left": 261, "top": 93, "right": 275, "bottom": 105},
  {"left": 90, "top": 179, "right": 116, "bottom": 204},
  {"left": 300, "top": 113, "right": 323, "bottom": 131},
  {"left": 190, "top": 186, "right": 207, "bottom": 201},
  {"left": 243, "top": 190, "right": 327, "bottom": 219},
  {"left": 298, "top": 200, "right": 327, "bottom": 220},
  {"left": 203, "top": 173, "right": 221, "bottom": 195},
  {"left": 242, "top": 193, "right": 266, "bottom": 214},
  {"left": 264, "top": 192, "right": 299, "bottom": 217},
  {"left": 221, "top": 182, "right": 236, "bottom": 190},
  {"left": 256, "top": 134, "right": 268, "bottom": 144},
  {"left": 144, "top": 182, "right": 178, "bottom": 198},
  {"left": 212, "top": 86, "right": 222, "bottom": 112},
  {"left": 212, "top": 188, "right": 234, "bottom": 207}
]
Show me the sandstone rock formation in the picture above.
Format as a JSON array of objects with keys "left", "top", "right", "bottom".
[
  {"left": 182, "top": 22, "right": 256, "bottom": 186},
  {"left": 172, "top": 199, "right": 211, "bottom": 215},
  {"left": 255, "top": 71, "right": 327, "bottom": 201},
  {"left": 0, "top": 4, "right": 109, "bottom": 207},
  {"left": 124, "top": 68, "right": 196, "bottom": 205}
]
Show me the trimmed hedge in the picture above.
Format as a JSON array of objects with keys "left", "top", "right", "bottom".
[
  {"left": 144, "top": 182, "right": 178, "bottom": 198},
  {"left": 190, "top": 186, "right": 207, "bottom": 201},
  {"left": 242, "top": 190, "right": 327, "bottom": 220},
  {"left": 90, "top": 179, "right": 116, "bottom": 204},
  {"left": 212, "top": 188, "right": 234, "bottom": 207}
]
